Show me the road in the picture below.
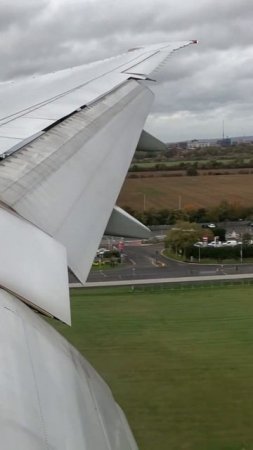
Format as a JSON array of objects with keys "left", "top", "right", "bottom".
[{"left": 85, "top": 242, "right": 253, "bottom": 283}]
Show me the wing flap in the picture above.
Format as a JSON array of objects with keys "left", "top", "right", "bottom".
[
  {"left": 0, "top": 208, "right": 70, "bottom": 324},
  {"left": 0, "top": 80, "right": 154, "bottom": 283},
  {"left": 105, "top": 206, "right": 150, "bottom": 238},
  {"left": 137, "top": 130, "right": 167, "bottom": 151}
]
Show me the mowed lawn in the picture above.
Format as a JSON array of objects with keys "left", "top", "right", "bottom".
[
  {"left": 118, "top": 173, "right": 253, "bottom": 210},
  {"left": 51, "top": 285, "right": 253, "bottom": 450}
]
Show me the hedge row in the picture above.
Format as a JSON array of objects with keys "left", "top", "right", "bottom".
[{"left": 185, "top": 244, "right": 253, "bottom": 260}]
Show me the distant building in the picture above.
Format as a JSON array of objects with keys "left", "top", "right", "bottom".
[
  {"left": 217, "top": 138, "right": 232, "bottom": 147},
  {"left": 187, "top": 139, "right": 210, "bottom": 149}
]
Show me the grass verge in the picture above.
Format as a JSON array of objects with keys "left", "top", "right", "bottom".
[{"left": 50, "top": 285, "right": 253, "bottom": 450}]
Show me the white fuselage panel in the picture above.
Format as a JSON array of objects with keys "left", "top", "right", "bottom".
[{"left": 0, "top": 290, "right": 138, "bottom": 450}]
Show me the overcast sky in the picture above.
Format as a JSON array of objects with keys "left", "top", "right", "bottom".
[{"left": 1, "top": 0, "right": 252, "bottom": 142}]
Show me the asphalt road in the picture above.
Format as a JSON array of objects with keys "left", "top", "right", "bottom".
[{"left": 86, "top": 242, "right": 253, "bottom": 283}]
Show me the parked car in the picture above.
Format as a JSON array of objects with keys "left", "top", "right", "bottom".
[
  {"left": 194, "top": 241, "right": 204, "bottom": 247},
  {"left": 208, "top": 240, "right": 222, "bottom": 247},
  {"left": 96, "top": 248, "right": 108, "bottom": 256},
  {"left": 222, "top": 240, "right": 238, "bottom": 246}
]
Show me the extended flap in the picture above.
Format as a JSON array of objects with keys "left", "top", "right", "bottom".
[{"left": 105, "top": 206, "right": 150, "bottom": 239}]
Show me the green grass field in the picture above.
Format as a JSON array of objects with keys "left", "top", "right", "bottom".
[{"left": 51, "top": 285, "right": 253, "bottom": 450}]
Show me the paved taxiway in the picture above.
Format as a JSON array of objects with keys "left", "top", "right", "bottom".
[{"left": 85, "top": 243, "right": 253, "bottom": 283}]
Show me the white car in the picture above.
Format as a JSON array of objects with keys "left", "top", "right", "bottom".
[
  {"left": 208, "top": 240, "right": 222, "bottom": 247},
  {"left": 194, "top": 241, "right": 204, "bottom": 247},
  {"left": 223, "top": 240, "right": 239, "bottom": 246},
  {"left": 96, "top": 248, "right": 108, "bottom": 256},
  {"left": 207, "top": 223, "right": 216, "bottom": 228}
]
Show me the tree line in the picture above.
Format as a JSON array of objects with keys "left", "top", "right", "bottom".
[
  {"left": 129, "top": 159, "right": 253, "bottom": 174},
  {"left": 123, "top": 201, "right": 253, "bottom": 226}
]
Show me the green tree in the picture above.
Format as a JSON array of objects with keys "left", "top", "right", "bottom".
[
  {"left": 165, "top": 221, "right": 203, "bottom": 257},
  {"left": 186, "top": 162, "right": 198, "bottom": 176}
]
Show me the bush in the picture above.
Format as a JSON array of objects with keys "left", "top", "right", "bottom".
[
  {"left": 185, "top": 244, "right": 253, "bottom": 261},
  {"left": 186, "top": 166, "right": 198, "bottom": 176}
]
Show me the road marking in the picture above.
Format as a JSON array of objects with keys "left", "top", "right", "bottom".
[
  {"left": 128, "top": 258, "right": 136, "bottom": 265},
  {"left": 99, "top": 270, "right": 107, "bottom": 278}
]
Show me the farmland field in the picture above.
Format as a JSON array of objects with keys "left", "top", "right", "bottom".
[
  {"left": 118, "top": 173, "right": 253, "bottom": 210},
  {"left": 51, "top": 285, "right": 253, "bottom": 450}
]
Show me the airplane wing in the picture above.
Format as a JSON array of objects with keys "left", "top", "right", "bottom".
[
  {"left": 0, "top": 41, "right": 196, "bottom": 292},
  {"left": 0, "top": 40, "right": 196, "bottom": 449},
  {"left": 0, "top": 40, "right": 195, "bottom": 158}
]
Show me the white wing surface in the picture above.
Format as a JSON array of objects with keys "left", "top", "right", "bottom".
[
  {"left": 0, "top": 40, "right": 196, "bottom": 449},
  {"left": 0, "top": 40, "right": 194, "bottom": 157}
]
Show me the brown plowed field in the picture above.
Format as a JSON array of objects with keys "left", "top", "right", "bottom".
[{"left": 118, "top": 173, "right": 253, "bottom": 210}]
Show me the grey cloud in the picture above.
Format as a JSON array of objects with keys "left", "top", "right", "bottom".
[
  {"left": 0, "top": 0, "right": 253, "bottom": 140},
  {"left": 0, "top": 0, "right": 50, "bottom": 31}
]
